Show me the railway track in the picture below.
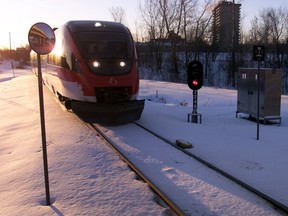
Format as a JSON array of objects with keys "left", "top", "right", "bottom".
[
  {"left": 85, "top": 122, "right": 186, "bottom": 216},
  {"left": 83, "top": 120, "right": 287, "bottom": 215},
  {"left": 134, "top": 122, "right": 288, "bottom": 215}
]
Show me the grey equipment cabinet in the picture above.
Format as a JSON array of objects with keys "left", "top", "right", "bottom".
[{"left": 236, "top": 68, "right": 281, "bottom": 124}]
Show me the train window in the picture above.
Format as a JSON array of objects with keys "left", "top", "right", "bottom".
[
  {"left": 74, "top": 32, "right": 134, "bottom": 75},
  {"left": 75, "top": 32, "right": 133, "bottom": 59},
  {"left": 86, "top": 41, "right": 127, "bottom": 59}
]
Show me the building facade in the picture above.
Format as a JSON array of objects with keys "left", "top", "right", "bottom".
[{"left": 212, "top": 0, "right": 241, "bottom": 52}]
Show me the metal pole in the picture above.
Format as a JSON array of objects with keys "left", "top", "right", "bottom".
[
  {"left": 9, "top": 32, "right": 15, "bottom": 78},
  {"left": 37, "top": 53, "right": 51, "bottom": 205},
  {"left": 257, "top": 61, "right": 260, "bottom": 140},
  {"left": 192, "top": 90, "right": 198, "bottom": 123}
]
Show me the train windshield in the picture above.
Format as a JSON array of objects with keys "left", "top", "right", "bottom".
[
  {"left": 74, "top": 32, "right": 134, "bottom": 75},
  {"left": 75, "top": 32, "right": 133, "bottom": 59}
]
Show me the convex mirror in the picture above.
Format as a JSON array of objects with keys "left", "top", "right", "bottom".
[{"left": 28, "top": 22, "right": 55, "bottom": 55}]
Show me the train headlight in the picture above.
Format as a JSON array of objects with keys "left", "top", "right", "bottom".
[
  {"left": 95, "top": 22, "right": 102, "bottom": 27},
  {"left": 93, "top": 61, "right": 100, "bottom": 67},
  {"left": 120, "top": 61, "right": 126, "bottom": 67}
]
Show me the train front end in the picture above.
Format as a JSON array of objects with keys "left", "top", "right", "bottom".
[{"left": 65, "top": 21, "right": 144, "bottom": 124}]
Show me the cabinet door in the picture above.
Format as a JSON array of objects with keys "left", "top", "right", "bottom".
[
  {"left": 249, "top": 72, "right": 266, "bottom": 116},
  {"left": 262, "top": 70, "right": 281, "bottom": 116},
  {"left": 237, "top": 74, "right": 250, "bottom": 113}
]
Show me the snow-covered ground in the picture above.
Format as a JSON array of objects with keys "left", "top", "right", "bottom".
[
  {"left": 0, "top": 61, "right": 287, "bottom": 215},
  {"left": 138, "top": 79, "right": 288, "bottom": 207},
  {"left": 0, "top": 62, "right": 168, "bottom": 216}
]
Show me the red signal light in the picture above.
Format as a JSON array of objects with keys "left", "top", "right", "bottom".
[
  {"left": 187, "top": 60, "right": 203, "bottom": 90},
  {"left": 192, "top": 79, "right": 198, "bottom": 86}
]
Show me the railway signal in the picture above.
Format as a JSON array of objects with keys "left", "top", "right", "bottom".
[
  {"left": 187, "top": 60, "right": 203, "bottom": 124},
  {"left": 187, "top": 60, "right": 203, "bottom": 91}
]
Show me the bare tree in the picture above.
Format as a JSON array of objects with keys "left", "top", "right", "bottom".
[
  {"left": 265, "top": 7, "right": 288, "bottom": 68},
  {"left": 248, "top": 6, "right": 288, "bottom": 68},
  {"left": 190, "top": 0, "right": 215, "bottom": 60},
  {"left": 138, "top": 0, "right": 216, "bottom": 81},
  {"left": 157, "top": 0, "right": 185, "bottom": 79},
  {"left": 109, "top": 6, "right": 126, "bottom": 24},
  {"left": 139, "top": 0, "right": 199, "bottom": 80},
  {"left": 139, "top": 0, "right": 166, "bottom": 74},
  {"left": 246, "top": 6, "right": 288, "bottom": 92}
]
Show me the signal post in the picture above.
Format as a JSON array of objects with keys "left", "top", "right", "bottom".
[
  {"left": 253, "top": 45, "right": 266, "bottom": 140},
  {"left": 187, "top": 60, "right": 203, "bottom": 124}
]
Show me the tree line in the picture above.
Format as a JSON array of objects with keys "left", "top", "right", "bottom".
[
  {"left": 111, "top": 0, "right": 288, "bottom": 92},
  {"left": 1, "top": 1, "right": 287, "bottom": 92}
]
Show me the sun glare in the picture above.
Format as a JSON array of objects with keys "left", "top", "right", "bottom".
[{"left": 52, "top": 39, "right": 63, "bottom": 56}]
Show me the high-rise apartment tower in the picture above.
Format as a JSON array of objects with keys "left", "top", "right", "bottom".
[{"left": 212, "top": 0, "right": 241, "bottom": 51}]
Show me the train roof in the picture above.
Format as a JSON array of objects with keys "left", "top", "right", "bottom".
[{"left": 64, "top": 20, "right": 129, "bottom": 33}]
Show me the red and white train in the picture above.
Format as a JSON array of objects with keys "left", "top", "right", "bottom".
[{"left": 31, "top": 20, "right": 144, "bottom": 124}]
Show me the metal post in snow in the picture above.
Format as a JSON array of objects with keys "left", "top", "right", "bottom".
[
  {"left": 192, "top": 90, "right": 198, "bottom": 123},
  {"left": 37, "top": 53, "right": 51, "bottom": 205},
  {"left": 253, "top": 45, "right": 265, "bottom": 141},
  {"left": 28, "top": 22, "right": 55, "bottom": 206},
  {"left": 257, "top": 61, "right": 260, "bottom": 140},
  {"left": 9, "top": 32, "right": 15, "bottom": 78}
]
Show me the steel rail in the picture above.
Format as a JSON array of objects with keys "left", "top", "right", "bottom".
[
  {"left": 134, "top": 121, "right": 288, "bottom": 215},
  {"left": 84, "top": 123, "right": 186, "bottom": 216}
]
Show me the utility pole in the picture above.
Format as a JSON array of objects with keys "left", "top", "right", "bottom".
[{"left": 9, "top": 32, "right": 15, "bottom": 78}]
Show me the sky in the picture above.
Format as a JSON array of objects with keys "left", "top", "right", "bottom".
[{"left": 0, "top": 0, "right": 287, "bottom": 49}]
